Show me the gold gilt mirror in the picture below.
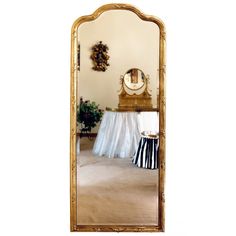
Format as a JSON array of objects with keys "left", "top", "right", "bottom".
[{"left": 70, "top": 3, "right": 166, "bottom": 232}]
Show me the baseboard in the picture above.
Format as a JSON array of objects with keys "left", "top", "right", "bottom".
[{"left": 77, "top": 133, "right": 97, "bottom": 138}]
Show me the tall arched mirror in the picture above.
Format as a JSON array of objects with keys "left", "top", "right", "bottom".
[{"left": 70, "top": 4, "right": 166, "bottom": 232}]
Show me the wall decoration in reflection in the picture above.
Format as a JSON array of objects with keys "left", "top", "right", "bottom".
[{"left": 90, "top": 41, "right": 110, "bottom": 71}]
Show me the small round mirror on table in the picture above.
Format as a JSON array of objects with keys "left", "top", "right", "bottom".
[{"left": 123, "top": 68, "right": 145, "bottom": 91}]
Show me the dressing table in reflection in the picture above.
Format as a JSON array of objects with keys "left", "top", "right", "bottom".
[
  {"left": 118, "top": 68, "right": 153, "bottom": 111},
  {"left": 93, "top": 69, "right": 159, "bottom": 158}
]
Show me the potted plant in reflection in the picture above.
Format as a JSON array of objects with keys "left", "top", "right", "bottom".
[{"left": 77, "top": 97, "right": 103, "bottom": 138}]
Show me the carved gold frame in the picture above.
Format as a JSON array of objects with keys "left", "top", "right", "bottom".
[{"left": 70, "top": 3, "right": 166, "bottom": 232}]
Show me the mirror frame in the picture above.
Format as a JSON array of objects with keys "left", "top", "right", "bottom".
[{"left": 70, "top": 3, "right": 166, "bottom": 232}]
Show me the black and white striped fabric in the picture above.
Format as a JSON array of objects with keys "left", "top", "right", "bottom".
[{"left": 132, "top": 135, "right": 159, "bottom": 169}]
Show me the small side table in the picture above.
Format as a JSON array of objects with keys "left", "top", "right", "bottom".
[{"left": 132, "top": 131, "right": 159, "bottom": 169}]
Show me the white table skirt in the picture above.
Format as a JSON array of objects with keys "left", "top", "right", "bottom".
[{"left": 92, "top": 111, "right": 158, "bottom": 158}]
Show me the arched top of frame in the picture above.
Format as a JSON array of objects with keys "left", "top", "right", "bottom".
[{"left": 71, "top": 3, "right": 165, "bottom": 37}]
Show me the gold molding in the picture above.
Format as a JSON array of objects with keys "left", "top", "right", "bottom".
[
  {"left": 70, "top": 3, "right": 166, "bottom": 232},
  {"left": 73, "top": 225, "right": 160, "bottom": 232}
]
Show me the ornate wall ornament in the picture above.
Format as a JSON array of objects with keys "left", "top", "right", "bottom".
[{"left": 90, "top": 41, "right": 110, "bottom": 71}]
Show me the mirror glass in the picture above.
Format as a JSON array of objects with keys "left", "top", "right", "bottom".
[
  {"left": 75, "top": 8, "right": 161, "bottom": 227},
  {"left": 124, "top": 68, "right": 145, "bottom": 91}
]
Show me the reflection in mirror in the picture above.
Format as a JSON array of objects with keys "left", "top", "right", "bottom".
[
  {"left": 71, "top": 4, "right": 165, "bottom": 232},
  {"left": 124, "top": 68, "right": 145, "bottom": 91},
  {"left": 77, "top": 10, "right": 159, "bottom": 226}
]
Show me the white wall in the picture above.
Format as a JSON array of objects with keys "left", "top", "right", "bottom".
[
  {"left": 1, "top": 1, "right": 236, "bottom": 236},
  {"left": 78, "top": 10, "right": 159, "bottom": 109}
]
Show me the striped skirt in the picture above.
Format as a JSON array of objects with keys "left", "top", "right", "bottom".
[{"left": 132, "top": 137, "right": 159, "bottom": 169}]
